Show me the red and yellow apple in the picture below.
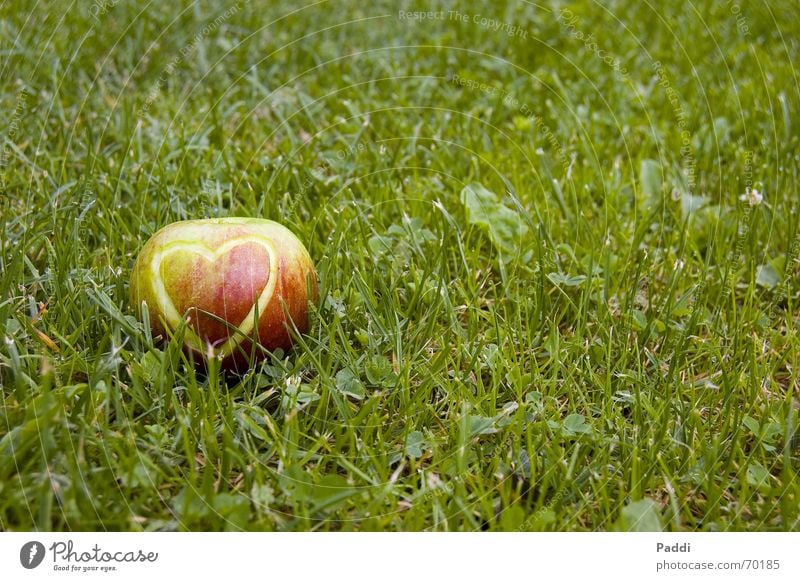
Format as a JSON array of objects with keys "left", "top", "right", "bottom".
[{"left": 130, "top": 218, "right": 317, "bottom": 366}]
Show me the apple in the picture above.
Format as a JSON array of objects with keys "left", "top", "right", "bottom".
[{"left": 130, "top": 217, "right": 317, "bottom": 367}]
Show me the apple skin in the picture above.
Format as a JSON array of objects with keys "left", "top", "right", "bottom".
[{"left": 130, "top": 217, "right": 317, "bottom": 367}]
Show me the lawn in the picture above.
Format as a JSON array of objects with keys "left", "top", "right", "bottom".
[{"left": 1, "top": 0, "right": 798, "bottom": 531}]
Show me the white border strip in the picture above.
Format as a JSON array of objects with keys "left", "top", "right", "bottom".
[{"left": 1, "top": 533, "right": 797, "bottom": 580}]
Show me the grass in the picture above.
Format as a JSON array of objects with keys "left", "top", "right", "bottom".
[{"left": 1, "top": 0, "right": 798, "bottom": 531}]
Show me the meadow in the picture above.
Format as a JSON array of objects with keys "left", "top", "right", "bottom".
[{"left": 1, "top": 0, "right": 798, "bottom": 531}]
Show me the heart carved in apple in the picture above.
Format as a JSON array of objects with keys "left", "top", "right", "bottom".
[{"left": 131, "top": 218, "right": 317, "bottom": 367}]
